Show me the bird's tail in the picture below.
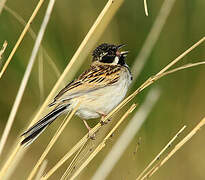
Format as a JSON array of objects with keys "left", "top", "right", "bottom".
[{"left": 21, "top": 104, "right": 69, "bottom": 146}]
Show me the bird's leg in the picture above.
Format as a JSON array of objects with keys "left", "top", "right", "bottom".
[
  {"left": 83, "top": 120, "right": 95, "bottom": 140},
  {"left": 99, "top": 113, "right": 111, "bottom": 126}
]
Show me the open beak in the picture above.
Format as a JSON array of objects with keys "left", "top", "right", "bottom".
[
  {"left": 116, "top": 44, "right": 129, "bottom": 57},
  {"left": 117, "top": 44, "right": 126, "bottom": 49},
  {"left": 120, "top": 51, "right": 129, "bottom": 56}
]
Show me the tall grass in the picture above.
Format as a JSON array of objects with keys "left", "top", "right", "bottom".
[
  {"left": 136, "top": 125, "right": 186, "bottom": 180},
  {"left": 0, "top": 0, "right": 124, "bottom": 178},
  {"left": 92, "top": 88, "right": 161, "bottom": 180},
  {"left": 138, "top": 116, "right": 205, "bottom": 180},
  {"left": 93, "top": 0, "right": 177, "bottom": 176},
  {"left": 0, "top": 0, "right": 45, "bottom": 79},
  {"left": 42, "top": 37, "right": 205, "bottom": 179},
  {"left": 0, "top": 0, "right": 46, "bottom": 158},
  {"left": 0, "top": 0, "right": 205, "bottom": 179},
  {"left": 0, "top": 0, "right": 55, "bottom": 177}
]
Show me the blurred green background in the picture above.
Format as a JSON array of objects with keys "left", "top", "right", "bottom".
[{"left": 0, "top": 0, "right": 205, "bottom": 179}]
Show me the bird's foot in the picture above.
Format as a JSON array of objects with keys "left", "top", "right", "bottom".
[
  {"left": 99, "top": 113, "right": 111, "bottom": 126},
  {"left": 88, "top": 130, "right": 96, "bottom": 140},
  {"left": 100, "top": 120, "right": 108, "bottom": 126}
]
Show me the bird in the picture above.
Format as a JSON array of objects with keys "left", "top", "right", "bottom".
[{"left": 21, "top": 43, "right": 132, "bottom": 146}]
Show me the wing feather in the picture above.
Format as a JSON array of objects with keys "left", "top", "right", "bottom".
[{"left": 53, "top": 63, "right": 122, "bottom": 103}]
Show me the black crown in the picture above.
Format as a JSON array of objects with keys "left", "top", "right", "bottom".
[{"left": 92, "top": 43, "right": 117, "bottom": 60}]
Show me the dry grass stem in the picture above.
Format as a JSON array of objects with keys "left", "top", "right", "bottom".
[
  {"left": 0, "top": 0, "right": 56, "bottom": 176},
  {"left": 0, "top": 0, "right": 45, "bottom": 79},
  {"left": 34, "top": 160, "right": 48, "bottom": 180},
  {"left": 0, "top": 0, "right": 124, "bottom": 177},
  {"left": 42, "top": 104, "right": 135, "bottom": 180},
  {"left": 158, "top": 61, "right": 205, "bottom": 77},
  {"left": 136, "top": 125, "right": 186, "bottom": 180},
  {"left": 107, "top": 37, "right": 205, "bottom": 127},
  {"left": 68, "top": 104, "right": 136, "bottom": 180},
  {"left": 0, "top": 0, "right": 7, "bottom": 14},
  {"left": 4, "top": 5, "right": 36, "bottom": 39},
  {"left": 42, "top": 100, "right": 132, "bottom": 179},
  {"left": 0, "top": 41, "right": 7, "bottom": 60},
  {"left": 38, "top": 48, "right": 45, "bottom": 102},
  {"left": 144, "top": 0, "right": 149, "bottom": 16},
  {"left": 4, "top": 5, "right": 61, "bottom": 80},
  {"left": 61, "top": 123, "right": 115, "bottom": 179},
  {"left": 0, "top": 41, "right": 7, "bottom": 69},
  {"left": 1, "top": 0, "right": 123, "bottom": 176},
  {"left": 156, "top": 37, "right": 205, "bottom": 75},
  {"left": 41, "top": 37, "right": 205, "bottom": 179},
  {"left": 60, "top": 142, "right": 87, "bottom": 180},
  {"left": 0, "top": 1, "right": 204, "bottom": 179},
  {"left": 147, "top": 61, "right": 205, "bottom": 84},
  {"left": 27, "top": 101, "right": 81, "bottom": 180},
  {"left": 132, "top": 0, "right": 176, "bottom": 81},
  {"left": 44, "top": 51, "right": 61, "bottom": 80},
  {"left": 140, "top": 116, "right": 205, "bottom": 180},
  {"left": 3, "top": 147, "right": 24, "bottom": 180},
  {"left": 41, "top": 122, "right": 105, "bottom": 179},
  {"left": 92, "top": 88, "right": 160, "bottom": 180},
  {"left": 69, "top": 143, "right": 105, "bottom": 180},
  {"left": 27, "top": 0, "right": 124, "bottom": 133}
]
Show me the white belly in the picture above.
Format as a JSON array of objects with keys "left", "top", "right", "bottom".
[{"left": 74, "top": 69, "right": 132, "bottom": 119}]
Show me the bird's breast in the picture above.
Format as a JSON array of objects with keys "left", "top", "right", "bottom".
[{"left": 75, "top": 68, "right": 132, "bottom": 119}]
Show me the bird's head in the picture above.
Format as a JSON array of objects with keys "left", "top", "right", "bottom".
[{"left": 92, "top": 43, "right": 129, "bottom": 66}]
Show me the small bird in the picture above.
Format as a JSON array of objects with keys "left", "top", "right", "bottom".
[{"left": 21, "top": 43, "right": 132, "bottom": 146}]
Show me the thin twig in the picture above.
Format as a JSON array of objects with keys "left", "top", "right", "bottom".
[
  {"left": 41, "top": 122, "right": 103, "bottom": 179},
  {"left": 60, "top": 142, "right": 87, "bottom": 180},
  {"left": 34, "top": 160, "right": 48, "bottom": 180},
  {"left": 132, "top": 0, "right": 176, "bottom": 81},
  {"left": 42, "top": 100, "right": 132, "bottom": 179},
  {"left": 41, "top": 37, "right": 205, "bottom": 179},
  {"left": 0, "top": 0, "right": 124, "bottom": 177},
  {"left": 144, "top": 0, "right": 148, "bottom": 16},
  {"left": 3, "top": 147, "right": 24, "bottom": 180},
  {"left": 0, "top": 0, "right": 55, "bottom": 176},
  {"left": 156, "top": 37, "right": 205, "bottom": 75},
  {"left": 140, "top": 117, "right": 205, "bottom": 180},
  {"left": 26, "top": 0, "right": 124, "bottom": 132},
  {"left": 68, "top": 104, "right": 136, "bottom": 180},
  {"left": 27, "top": 101, "right": 81, "bottom": 180},
  {"left": 130, "top": 37, "right": 205, "bottom": 104},
  {"left": 0, "top": 0, "right": 45, "bottom": 79},
  {"left": 136, "top": 125, "right": 186, "bottom": 180},
  {"left": 0, "top": 0, "right": 7, "bottom": 14},
  {"left": 0, "top": 41, "right": 7, "bottom": 69},
  {"left": 0, "top": 41, "right": 7, "bottom": 60},
  {"left": 44, "top": 50, "right": 61, "bottom": 80},
  {"left": 38, "top": 48, "right": 45, "bottom": 102},
  {"left": 0, "top": 0, "right": 55, "bottom": 156},
  {"left": 69, "top": 144, "right": 105, "bottom": 180},
  {"left": 92, "top": 88, "right": 160, "bottom": 180},
  {"left": 4, "top": 5, "right": 61, "bottom": 80},
  {"left": 159, "top": 61, "right": 205, "bottom": 77},
  {"left": 147, "top": 61, "right": 205, "bottom": 83},
  {"left": 4, "top": 5, "right": 36, "bottom": 39}
]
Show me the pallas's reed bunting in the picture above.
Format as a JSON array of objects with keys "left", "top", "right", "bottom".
[{"left": 21, "top": 43, "right": 132, "bottom": 146}]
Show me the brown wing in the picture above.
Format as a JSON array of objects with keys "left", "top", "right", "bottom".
[{"left": 53, "top": 63, "right": 122, "bottom": 103}]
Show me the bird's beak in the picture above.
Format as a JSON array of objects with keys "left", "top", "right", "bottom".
[
  {"left": 117, "top": 44, "right": 126, "bottom": 49},
  {"left": 116, "top": 44, "right": 128, "bottom": 57},
  {"left": 120, "top": 51, "right": 129, "bottom": 56}
]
